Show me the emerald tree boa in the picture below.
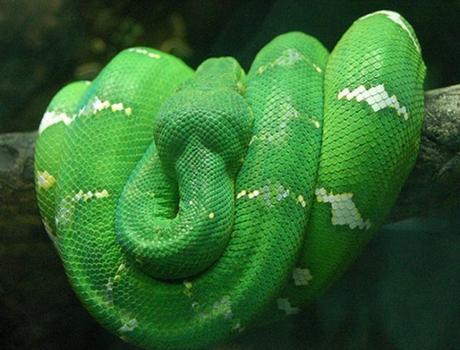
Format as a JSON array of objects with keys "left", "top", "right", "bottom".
[{"left": 35, "top": 10, "right": 425, "bottom": 350}]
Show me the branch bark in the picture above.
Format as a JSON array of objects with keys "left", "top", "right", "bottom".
[
  {"left": 389, "top": 84, "right": 460, "bottom": 221},
  {"left": 1, "top": 84, "right": 459, "bottom": 234}
]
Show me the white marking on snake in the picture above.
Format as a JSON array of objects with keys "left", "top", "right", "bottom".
[
  {"left": 128, "top": 48, "right": 161, "bottom": 59},
  {"left": 213, "top": 296, "right": 233, "bottom": 320},
  {"left": 55, "top": 197, "right": 74, "bottom": 229},
  {"left": 106, "top": 277, "right": 114, "bottom": 293},
  {"left": 360, "top": 10, "right": 421, "bottom": 53},
  {"left": 42, "top": 218, "right": 60, "bottom": 250},
  {"left": 197, "top": 295, "right": 233, "bottom": 321},
  {"left": 93, "top": 97, "right": 110, "bottom": 112},
  {"left": 73, "top": 189, "right": 109, "bottom": 202},
  {"left": 42, "top": 219, "right": 54, "bottom": 237},
  {"left": 95, "top": 97, "right": 132, "bottom": 116},
  {"left": 232, "top": 321, "right": 245, "bottom": 333},
  {"left": 276, "top": 185, "right": 290, "bottom": 202},
  {"left": 39, "top": 111, "right": 72, "bottom": 134},
  {"left": 36, "top": 170, "right": 56, "bottom": 190},
  {"left": 78, "top": 96, "right": 133, "bottom": 118},
  {"left": 262, "top": 184, "right": 272, "bottom": 207},
  {"left": 251, "top": 99, "right": 304, "bottom": 146},
  {"left": 43, "top": 98, "right": 133, "bottom": 128},
  {"left": 237, "top": 184, "right": 307, "bottom": 208},
  {"left": 292, "top": 267, "right": 313, "bottom": 286},
  {"left": 316, "top": 188, "right": 371, "bottom": 230},
  {"left": 54, "top": 190, "right": 107, "bottom": 228},
  {"left": 338, "top": 84, "right": 409, "bottom": 120},
  {"left": 208, "top": 212, "right": 215, "bottom": 219},
  {"left": 257, "top": 48, "right": 322, "bottom": 75},
  {"left": 118, "top": 318, "right": 138, "bottom": 333},
  {"left": 277, "top": 298, "right": 300, "bottom": 315}
]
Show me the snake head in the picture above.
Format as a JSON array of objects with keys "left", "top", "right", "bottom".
[{"left": 154, "top": 57, "right": 253, "bottom": 177}]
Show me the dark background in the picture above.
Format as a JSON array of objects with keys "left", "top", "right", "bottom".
[
  {"left": 1, "top": 0, "right": 460, "bottom": 133},
  {"left": 1, "top": 1, "right": 459, "bottom": 349}
]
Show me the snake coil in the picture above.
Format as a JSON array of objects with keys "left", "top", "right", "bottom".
[{"left": 35, "top": 11, "right": 425, "bottom": 350}]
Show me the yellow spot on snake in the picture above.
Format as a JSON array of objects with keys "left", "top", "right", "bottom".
[
  {"left": 236, "top": 80, "right": 245, "bottom": 94},
  {"left": 208, "top": 212, "right": 215, "bottom": 219},
  {"left": 236, "top": 190, "right": 247, "bottom": 199},
  {"left": 310, "top": 118, "right": 321, "bottom": 128},
  {"left": 296, "top": 195, "right": 306, "bottom": 208},
  {"left": 95, "top": 189, "right": 109, "bottom": 199},
  {"left": 111, "top": 103, "right": 124, "bottom": 112},
  {"left": 183, "top": 280, "right": 193, "bottom": 297},
  {"left": 36, "top": 170, "right": 56, "bottom": 190},
  {"left": 114, "top": 263, "right": 126, "bottom": 282}
]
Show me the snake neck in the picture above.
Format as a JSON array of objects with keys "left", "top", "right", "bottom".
[{"left": 115, "top": 57, "right": 253, "bottom": 280}]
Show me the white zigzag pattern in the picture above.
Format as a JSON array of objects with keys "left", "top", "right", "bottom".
[
  {"left": 337, "top": 84, "right": 409, "bottom": 120},
  {"left": 360, "top": 10, "right": 421, "bottom": 53}
]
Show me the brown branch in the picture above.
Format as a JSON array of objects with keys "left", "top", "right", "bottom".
[
  {"left": 388, "top": 84, "right": 460, "bottom": 221},
  {"left": 1, "top": 85, "right": 459, "bottom": 233}
]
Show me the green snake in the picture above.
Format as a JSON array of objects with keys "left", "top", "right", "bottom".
[{"left": 34, "top": 11, "right": 425, "bottom": 350}]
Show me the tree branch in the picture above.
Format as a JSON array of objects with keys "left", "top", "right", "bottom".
[
  {"left": 388, "top": 84, "right": 460, "bottom": 221},
  {"left": 1, "top": 85, "right": 459, "bottom": 233}
]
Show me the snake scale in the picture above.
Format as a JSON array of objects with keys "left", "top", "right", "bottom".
[{"left": 34, "top": 11, "right": 425, "bottom": 350}]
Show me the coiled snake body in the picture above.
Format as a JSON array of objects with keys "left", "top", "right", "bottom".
[{"left": 35, "top": 11, "right": 425, "bottom": 350}]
